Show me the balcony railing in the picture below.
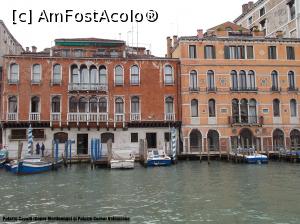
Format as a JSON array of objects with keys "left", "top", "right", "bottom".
[
  {"left": 207, "top": 87, "right": 217, "bottom": 92},
  {"left": 51, "top": 113, "right": 61, "bottom": 121},
  {"left": 270, "top": 86, "right": 281, "bottom": 92},
  {"left": 165, "top": 113, "right": 176, "bottom": 121},
  {"left": 189, "top": 87, "right": 200, "bottom": 92},
  {"left": 67, "top": 113, "right": 108, "bottom": 124},
  {"left": 230, "top": 87, "right": 258, "bottom": 92},
  {"left": 287, "top": 87, "right": 299, "bottom": 92},
  {"left": 115, "top": 114, "right": 125, "bottom": 122},
  {"left": 7, "top": 113, "right": 18, "bottom": 121},
  {"left": 229, "top": 116, "right": 263, "bottom": 126},
  {"left": 29, "top": 113, "right": 40, "bottom": 121},
  {"left": 8, "top": 79, "right": 19, "bottom": 84},
  {"left": 130, "top": 113, "right": 141, "bottom": 121},
  {"left": 68, "top": 83, "right": 108, "bottom": 92}
]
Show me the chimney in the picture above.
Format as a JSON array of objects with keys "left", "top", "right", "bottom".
[
  {"left": 248, "top": 1, "right": 254, "bottom": 9},
  {"left": 173, "top": 35, "right": 178, "bottom": 45},
  {"left": 197, "top": 29, "right": 203, "bottom": 38},
  {"left": 26, "top": 47, "right": 30, "bottom": 52},
  {"left": 166, "top": 36, "right": 173, "bottom": 58},
  {"left": 32, "top": 46, "right": 37, "bottom": 53},
  {"left": 242, "top": 3, "right": 249, "bottom": 14},
  {"left": 146, "top": 50, "right": 150, "bottom": 55}
]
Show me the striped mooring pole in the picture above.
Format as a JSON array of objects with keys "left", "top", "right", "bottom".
[{"left": 171, "top": 127, "right": 177, "bottom": 162}]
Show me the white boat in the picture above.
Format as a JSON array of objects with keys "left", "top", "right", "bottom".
[
  {"left": 110, "top": 150, "right": 135, "bottom": 169},
  {"left": 147, "top": 150, "right": 172, "bottom": 167}
]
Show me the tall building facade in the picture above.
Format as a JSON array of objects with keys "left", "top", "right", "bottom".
[
  {"left": 169, "top": 22, "right": 300, "bottom": 155},
  {"left": 1, "top": 38, "right": 180, "bottom": 158},
  {"left": 234, "top": 0, "right": 300, "bottom": 38}
]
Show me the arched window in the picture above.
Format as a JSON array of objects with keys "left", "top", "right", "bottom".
[
  {"left": 208, "top": 99, "right": 216, "bottom": 117},
  {"left": 99, "top": 97, "right": 107, "bottom": 113},
  {"left": 130, "top": 65, "right": 139, "bottom": 85},
  {"left": 89, "top": 97, "right": 98, "bottom": 113},
  {"left": 164, "top": 65, "right": 173, "bottom": 85},
  {"left": 99, "top": 65, "right": 107, "bottom": 85},
  {"left": 273, "top": 129, "right": 284, "bottom": 151},
  {"left": 231, "top": 70, "right": 238, "bottom": 90},
  {"left": 71, "top": 65, "right": 79, "bottom": 83},
  {"left": 53, "top": 64, "right": 61, "bottom": 83},
  {"left": 248, "top": 70, "right": 255, "bottom": 90},
  {"left": 78, "top": 97, "right": 88, "bottom": 113},
  {"left": 31, "top": 96, "right": 40, "bottom": 113},
  {"left": 190, "top": 129, "right": 202, "bottom": 152},
  {"left": 10, "top": 63, "right": 19, "bottom": 82},
  {"left": 288, "top": 71, "right": 295, "bottom": 90},
  {"left": 32, "top": 64, "right": 41, "bottom": 83},
  {"left": 131, "top": 96, "right": 140, "bottom": 113},
  {"left": 249, "top": 99, "right": 257, "bottom": 123},
  {"left": 115, "top": 97, "right": 124, "bottom": 113},
  {"left": 90, "top": 65, "right": 98, "bottom": 84},
  {"left": 165, "top": 97, "right": 174, "bottom": 114},
  {"left": 207, "top": 70, "right": 215, "bottom": 90},
  {"left": 115, "top": 65, "right": 123, "bottom": 85},
  {"left": 290, "top": 99, "right": 297, "bottom": 117},
  {"left": 191, "top": 99, "right": 198, "bottom": 117},
  {"left": 8, "top": 96, "right": 17, "bottom": 113},
  {"left": 290, "top": 129, "right": 300, "bottom": 150},
  {"left": 190, "top": 70, "right": 198, "bottom": 90},
  {"left": 271, "top": 70, "right": 279, "bottom": 90},
  {"left": 51, "top": 96, "right": 60, "bottom": 113},
  {"left": 80, "top": 65, "right": 89, "bottom": 85},
  {"left": 240, "top": 99, "right": 248, "bottom": 123},
  {"left": 239, "top": 70, "right": 247, "bottom": 90},
  {"left": 232, "top": 99, "right": 239, "bottom": 123},
  {"left": 69, "top": 97, "right": 77, "bottom": 113},
  {"left": 273, "top": 99, "right": 280, "bottom": 117}
]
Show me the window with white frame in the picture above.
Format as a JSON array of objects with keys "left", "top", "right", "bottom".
[
  {"left": 8, "top": 96, "right": 17, "bottom": 113},
  {"left": 115, "top": 97, "right": 124, "bottom": 113},
  {"left": 71, "top": 65, "right": 79, "bottom": 83},
  {"left": 32, "top": 64, "right": 41, "bottom": 83},
  {"left": 78, "top": 97, "right": 88, "bottom": 113},
  {"left": 190, "top": 70, "right": 198, "bottom": 90},
  {"left": 271, "top": 70, "right": 279, "bottom": 90},
  {"left": 208, "top": 99, "right": 216, "bottom": 117},
  {"left": 9, "top": 63, "right": 19, "bottom": 83},
  {"left": 207, "top": 70, "right": 215, "bottom": 90},
  {"left": 51, "top": 96, "right": 60, "bottom": 113},
  {"left": 90, "top": 66, "right": 98, "bottom": 84},
  {"left": 89, "top": 97, "right": 98, "bottom": 113},
  {"left": 191, "top": 99, "right": 198, "bottom": 117},
  {"left": 165, "top": 97, "right": 174, "bottom": 114},
  {"left": 130, "top": 65, "right": 139, "bottom": 85},
  {"left": 290, "top": 99, "right": 297, "bottom": 117},
  {"left": 99, "top": 66, "right": 107, "bottom": 85},
  {"left": 231, "top": 70, "right": 238, "bottom": 90},
  {"left": 115, "top": 65, "right": 123, "bottom": 85},
  {"left": 69, "top": 97, "right": 77, "bottom": 113},
  {"left": 248, "top": 70, "right": 256, "bottom": 90},
  {"left": 273, "top": 99, "right": 280, "bottom": 117},
  {"left": 31, "top": 96, "right": 40, "bottom": 113},
  {"left": 99, "top": 97, "right": 107, "bottom": 113},
  {"left": 164, "top": 65, "right": 174, "bottom": 85},
  {"left": 288, "top": 71, "right": 296, "bottom": 90},
  {"left": 53, "top": 64, "right": 61, "bottom": 84},
  {"left": 131, "top": 96, "right": 140, "bottom": 113}
]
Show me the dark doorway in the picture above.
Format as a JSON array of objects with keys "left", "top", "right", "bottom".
[
  {"left": 77, "top": 134, "right": 88, "bottom": 154},
  {"left": 190, "top": 129, "right": 202, "bottom": 152},
  {"left": 240, "top": 128, "right": 253, "bottom": 149},
  {"left": 146, "top": 133, "right": 157, "bottom": 148}
]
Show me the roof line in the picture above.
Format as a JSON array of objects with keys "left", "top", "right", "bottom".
[{"left": 0, "top": 20, "right": 24, "bottom": 51}]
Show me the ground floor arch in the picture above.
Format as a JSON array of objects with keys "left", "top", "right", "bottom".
[
  {"left": 207, "top": 130, "right": 219, "bottom": 151},
  {"left": 189, "top": 129, "right": 202, "bottom": 153}
]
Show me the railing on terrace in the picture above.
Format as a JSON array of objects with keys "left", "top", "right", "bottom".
[
  {"left": 7, "top": 113, "right": 18, "bottom": 121},
  {"left": 29, "top": 113, "right": 40, "bottom": 121},
  {"left": 165, "top": 113, "right": 175, "bottom": 121}
]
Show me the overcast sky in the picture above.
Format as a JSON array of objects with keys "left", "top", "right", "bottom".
[{"left": 1, "top": 0, "right": 246, "bottom": 56}]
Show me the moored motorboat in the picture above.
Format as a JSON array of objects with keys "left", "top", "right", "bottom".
[
  {"left": 147, "top": 150, "right": 172, "bottom": 167},
  {"left": 7, "top": 156, "right": 63, "bottom": 174},
  {"left": 0, "top": 149, "right": 8, "bottom": 168},
  {"left": 110, "top": 150, "right": 135, "bottom": 169},
  {"left": 245, "top": 154, "right": 268, "bottom": 164}
]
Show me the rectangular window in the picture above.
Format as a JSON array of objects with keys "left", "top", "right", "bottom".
[
  {"left": 11, "top": 129, "right": 26, "bottom": 140},
  {"left": 236, "top": 46, "right": 245, "bottom": 59},
  {"left": 189, "top": 45, "right": 197, "bottom": 58},
  {"left": 131, "top": 133, "right": 138, "bottom": 143},
  {"left": 247, "top": 46, "right": 254, "bottom": 59},
  {"left": 164, "top": 132, "right": 171, "bottom": 142},
  {"left": 268, "top": 46, "right": 277, "bottom": 59},
  {"left": 260, "top": 7, "right": 265, "bottom": 17},
  {"left": 224, "top": 46, "right": 230, "bottom": 59},
  {"left": 204, "top": 45, "right": 216, "bottom": 59},
  {"left": 32, "top": 129, "right": 45, "bottom": 139},
  {"left": 287, "top": 46, "right": 295, "bottom": 60},
  {"left": 61, "top": 50, "right": 70, "bottom": 57},
  {"left": 229, "top": 46, "right": 236, "bottom": 59}
]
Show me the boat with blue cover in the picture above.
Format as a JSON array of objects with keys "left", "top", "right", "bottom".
[
  {"left": 245, "top": 154, "right": 268, "bottom": 164},
  {"left": 0, "top": 149, "right": 8, "bottom": 167},
  {"left": 147, "top": 150, "right": 172, "bottom": 167}
]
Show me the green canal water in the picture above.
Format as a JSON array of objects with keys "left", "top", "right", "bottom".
[{"left": 0, "top": 161, "right": 300, "bottom": 223}]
